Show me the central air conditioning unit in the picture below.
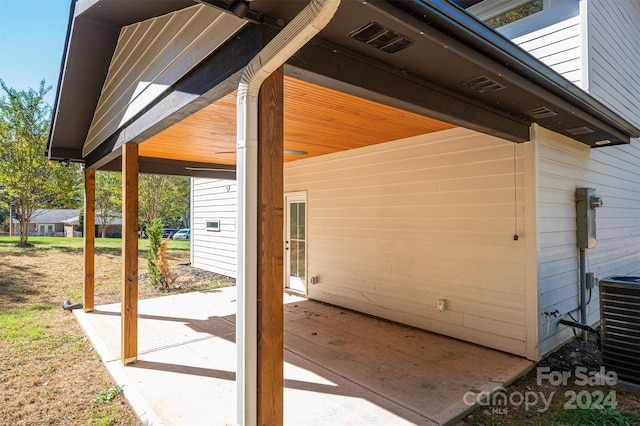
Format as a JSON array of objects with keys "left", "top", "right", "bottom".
[{"left": 599, "top": 276, "right": 640, "bottom": 384}]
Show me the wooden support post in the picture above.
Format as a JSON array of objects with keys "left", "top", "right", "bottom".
[
  {"left": 83, "top": 168, "right": 96, "bottom": 312},
  {"left": 257, "top": 66, "right": 284, "bottom": 425},
  {"left": 121, "top": 144, "right": 139, "bottom": 365}
]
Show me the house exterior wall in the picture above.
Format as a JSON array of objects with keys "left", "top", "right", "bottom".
[
  {"left": 508, "top": 1, "right": 584, "bottom": 88},
  {"left": 284, "top": 128, "right": 537, "bottom": 358},
  {"left": 191, "top": 177, "right": 237, "bottom": 278},
  {"left": 498, "top": 0, "right": 640, "bottom": 357},
  {"left": 587, "top": 0, "right": 640, "bottom": 129},
  {"left": 535, "top": 125, "right": 640, "bottom": 356},
  {"left": 504, "top": 0, "right": 640, "bottom": 129}
]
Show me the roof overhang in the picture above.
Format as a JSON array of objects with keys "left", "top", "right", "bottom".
[
  {"left": 291, "top": 0, "right": 639, "bottom": 145},
  {"left": 47, "top": 0, "right": 640, "bottom": 172},
  {"left": 48, "top": 0, "right": 196, "bottom": 162}
]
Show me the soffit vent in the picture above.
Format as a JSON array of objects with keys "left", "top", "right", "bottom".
[
  {"left": 461, "top": 75, "right": 506, "bottom": 93},
  {"left": 566, "top": 126, "right": 595, "bottom": 135},
  {"left": 526, "top": 106, "right": 558, "bottom": 119},
  {"left": 348, "top": 22, "right": 414, "bottom": 54}
]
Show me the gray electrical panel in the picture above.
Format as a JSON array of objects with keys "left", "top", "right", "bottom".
[{"left": 575, "top": 187, "right": 603, "bottom": 249}]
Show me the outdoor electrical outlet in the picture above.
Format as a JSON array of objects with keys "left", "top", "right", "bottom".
[
  {"left": 437, "top": 299, "right": 447, "bottom": 312},
  {"left": 586, "top": 272, "right": 598, "bottom": 290}
]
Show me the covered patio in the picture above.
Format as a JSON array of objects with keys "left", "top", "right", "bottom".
[
  {"left": 47, "top": 1, "right": 638, "bottom": 424},
  {"left": 74, "top": 287, "right": 533, "bottom": 425}
]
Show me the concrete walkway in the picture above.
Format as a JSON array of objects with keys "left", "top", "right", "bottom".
[{"left": 74, "top": 288, "right": 533, "bottom": 425}]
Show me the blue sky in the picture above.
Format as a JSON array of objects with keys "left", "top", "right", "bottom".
[{"left": 0, "top": 0, "right": 71, "bottom": 106}]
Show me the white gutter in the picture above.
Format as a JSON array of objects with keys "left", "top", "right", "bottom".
[{"left": 235, "top": 0, "right": 340, "bottom": 425}]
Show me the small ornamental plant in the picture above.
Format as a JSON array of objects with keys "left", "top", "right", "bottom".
[
  {"left": 146, "top": 220, "right": 163, "bottom": 286},
  {"left": 152, "top": 237, "right": 177, "bottom": 291}
]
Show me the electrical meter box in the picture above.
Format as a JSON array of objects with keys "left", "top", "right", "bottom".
[{"left": 576, "top": 187, "right": 602, "bottom": 249}]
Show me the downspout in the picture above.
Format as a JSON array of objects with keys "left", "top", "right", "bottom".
[
  {"left": 579, "top": 248, "right": 587, "bottom": 341},
  {"left": 235, "top": 0, "right": 340, "bottom": 425}
]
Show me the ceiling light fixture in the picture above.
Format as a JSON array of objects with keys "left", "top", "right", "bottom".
[
  {"left": 216, "top": 150, "right": 308, "bottom": 156},
  {"left": 185, "top": 167, "right": 235, "bottom": 172}
]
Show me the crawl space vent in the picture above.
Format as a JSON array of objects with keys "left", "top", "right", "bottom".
[
  {"left": 461, "top": 75, "right": 506, "bottom": 93},
  {"left": 348, "top": 22, "right": 414, "bottom": 53},
  {"left": 526, "top": 106, "right": 558, "bottom": 119}
]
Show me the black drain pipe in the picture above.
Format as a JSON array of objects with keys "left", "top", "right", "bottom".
[
  {"left": 558, "top": 319, "right": 601, "bottom": 348},
  {"left": 62, "top": 300, "right": 83, "bottom": 311}
]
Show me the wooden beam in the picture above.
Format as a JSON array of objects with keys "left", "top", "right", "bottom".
[
  {"left": 97, "top": 156, "right": 237, "bottom": 180},
  {"left": 121, "top": 144, "right": 139, "bottom": 365},
  {"left": 256, "top": 66, "right": 284, "bottom": 425},
  {"left": 83, "top": 168, "right": 96, "bottom": 312},
  {"left": 286, "top": 40, "right": 531, "bottom": 143}
]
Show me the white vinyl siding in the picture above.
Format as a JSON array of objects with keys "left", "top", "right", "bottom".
[
  {"left": 512, "top": 14, "right": 584, "bottom": 88},
  {"left": 587, "top": 0, "right": 640, "bottom": 129},
  {"left": 536, "top": 126, "right": 640, "bottom": 356},
  {"left": 285, "top": 128, "right": 535, "bottom": 358},
  {"left": 191, "top": 178, "right": 237, "bottom": 278},
  {"left": 83, "top": 5, "right": 246, "bottom": 156}
]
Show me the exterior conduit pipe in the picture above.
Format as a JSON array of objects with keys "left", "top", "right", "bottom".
[
  {"left": 235, "top": 0, "right": 341, "bottom": 424},
  {"left": 579, "top": 248, "right": 587, "bottom": 342}
]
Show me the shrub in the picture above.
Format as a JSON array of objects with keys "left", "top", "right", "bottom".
[
  {"left": 152, "top": 237, "right": 177, "bottom": 291},
  {"left": 146, "top": 220, "right": 162, "bottom": 286}
]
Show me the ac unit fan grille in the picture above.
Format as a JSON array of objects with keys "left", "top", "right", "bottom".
[{"left": 600, "top": 279, "right": 640, "bottom": 384}]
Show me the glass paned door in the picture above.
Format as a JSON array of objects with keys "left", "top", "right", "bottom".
[{"left": 285, "top": 193, "right": 307, "bottom": 294}]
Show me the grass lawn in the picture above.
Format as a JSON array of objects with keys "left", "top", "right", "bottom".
[
  {"left": 0, "top": 236, "right": 191, "bottom": 253},
  {"left": 0, "top": 236, "right": 226, "bottom": 425}
]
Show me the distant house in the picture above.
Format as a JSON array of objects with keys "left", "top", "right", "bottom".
[
  {"left": 8, "top": 209, "right": 123, "bottom": 238},
  {"left": 62, "top": 216, "right": 123, "bottom": 238},
  {"left": 10, "top": 209, "right": 78, "bottom": 237}
]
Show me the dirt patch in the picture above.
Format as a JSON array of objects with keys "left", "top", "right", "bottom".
[
  {"left": 90, "top": 253, "right": 234, "bottom": 305},
  {"left": 138, "top": 262, "right": 235, "bottom": 293}
]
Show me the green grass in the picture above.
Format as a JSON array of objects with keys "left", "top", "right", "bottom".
[
  {"left": 554, "top": 406, "right": 640, "bottom": 426},
  {"left": 0, "top": 304, "right": 87, "bottom": 354},
  {"left": 94, "top": 386, "right": 124, "bottom": 405},
  {"left": 0, "top": 236, "right": 190, "bottom": 253},
  {"left": 0, "top": 304, "right": 51, "bottom": 340}
]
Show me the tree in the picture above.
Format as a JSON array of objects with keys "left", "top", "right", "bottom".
[
  {"left": 0, "top": 80, "right": 82, "bottom": 247},
  {"left": 139, "top": 174, "right": 190, "bottom": 229},
  {"left": 94, "top": 171, "right": 121, "bottom": 238}
]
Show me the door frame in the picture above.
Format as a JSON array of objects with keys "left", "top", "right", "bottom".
[{"left": 284, "top": 191, "right": 308, "bottom": 295}]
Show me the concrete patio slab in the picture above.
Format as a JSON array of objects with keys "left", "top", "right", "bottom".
[{"left": 75, "top": 288, "right": 533, "bottom": 425}]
